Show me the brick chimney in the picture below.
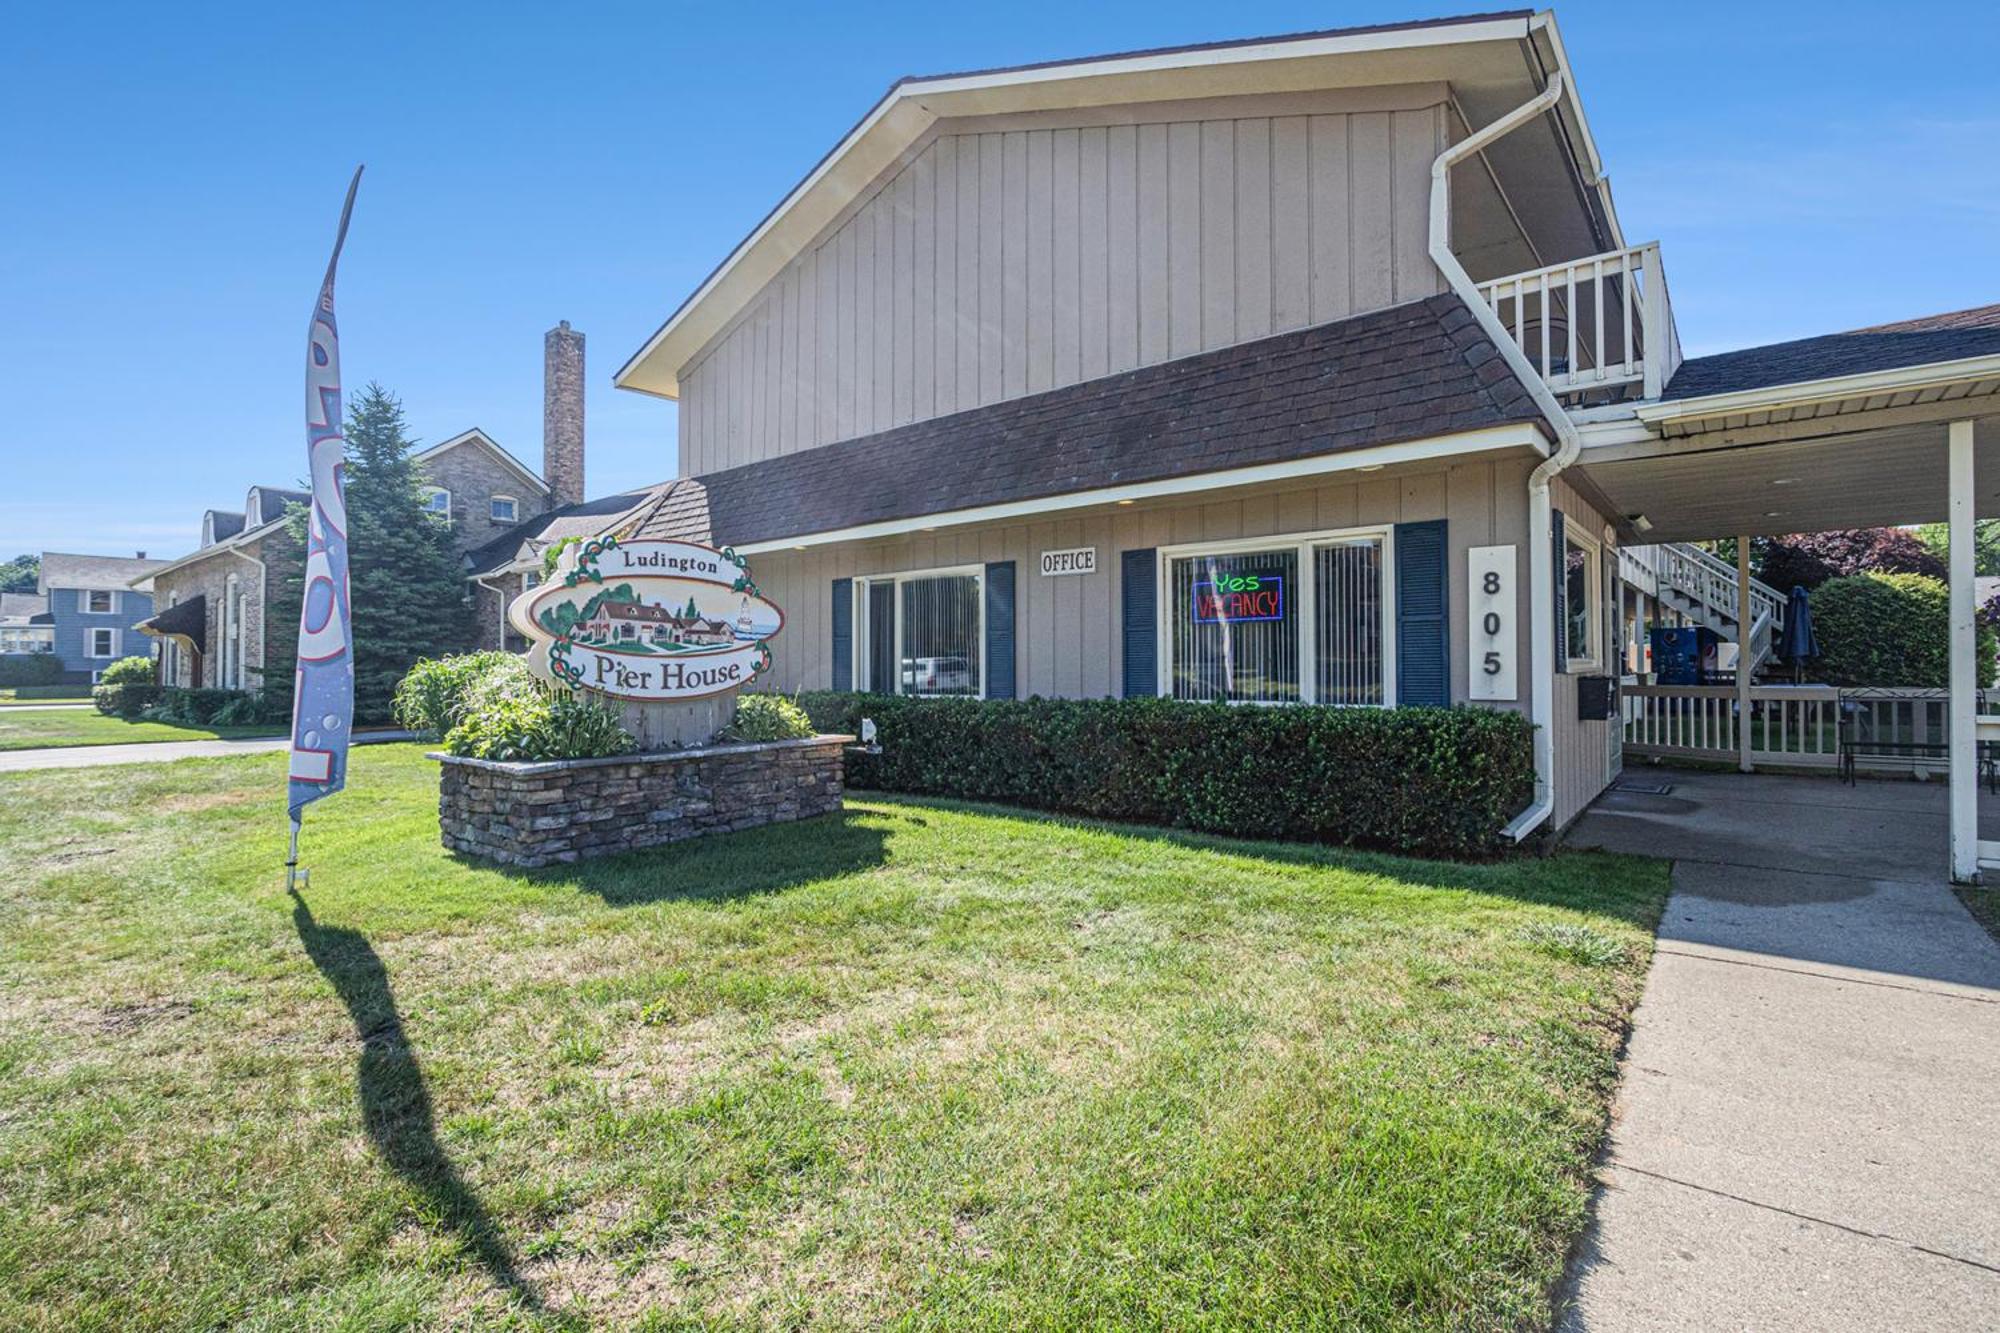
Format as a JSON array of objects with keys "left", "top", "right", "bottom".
[{"left": 543, "top": 321, "right": 585, "bottom": 508}]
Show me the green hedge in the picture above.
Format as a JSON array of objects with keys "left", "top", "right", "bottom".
[
  {"left": 0, "top": 654, "right": 64, "bottom": 687},
  {"left": 92, "top": 684, "right": 281, "bottom": 725},
  {"left": 4, "top": 684, "right": 89, "bottom": 700},
  {"left": 790, "top": 693, "right": 1535, "bottom": 858},
  {"left": 1812, "top": 572, "right": 1995, "bottom": 688}
]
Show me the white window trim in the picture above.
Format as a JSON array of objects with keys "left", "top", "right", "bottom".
[
  {"left": 422, "top": 486, "right": 452, "bottom": 522},
  {"left": 1562, "top": 518, "right": 1604, "bottom": 673},
  {"left": 852, "top": 564, "right": 987, "bottom": 699},
  {"left": 1155, "top": 524, "right": 1397, "bottom": 707},
  {"left": 83, "top": 589, "right": 116, "bottom": 614},
  {"left": 88, "top": 627, "right": 118, "bottom": 659},
  {"left": 490, "top": 494, "right": 519, "bottom": 523}
]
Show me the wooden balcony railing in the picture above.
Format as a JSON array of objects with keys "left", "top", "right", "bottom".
[{"left": 1479, "top": 242, "right": 1683, "bottom": 404}]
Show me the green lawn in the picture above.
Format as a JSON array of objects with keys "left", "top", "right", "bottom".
[
  {"left": 0, "top": 708, "right": 282, "bottom": 750},
  {"left": 0, "top": 744, "right": 1668, "bottom": 1330},
  {"left": 0, "top": 686, "right": 94, "bottom": 706}
]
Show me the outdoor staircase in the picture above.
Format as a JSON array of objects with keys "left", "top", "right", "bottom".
[{"left": 1622, "top": 541, "right": 1787, "bottom": 676}]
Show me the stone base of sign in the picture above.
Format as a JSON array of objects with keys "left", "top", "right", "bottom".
[{"left": 433, "top": 734, "right": 851, "bottom": 868}]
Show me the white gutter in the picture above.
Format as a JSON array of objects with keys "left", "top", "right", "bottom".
[
  {"left": 1427, "top": 70, "right": 1584, "bottom": 843},
  {"left": 1633, "top": 351, "right": 2000, "bottom": 427}
]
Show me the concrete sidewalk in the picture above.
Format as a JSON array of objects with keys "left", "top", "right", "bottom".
[
  {"left": 1560, "top": 770, "right": 2000, "bottom": 1331},
  {"left": 0, "top": 731, "right": 419, "bottom": 772}
]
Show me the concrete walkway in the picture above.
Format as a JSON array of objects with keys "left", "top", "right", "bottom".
[
  {"left": 0, "top": 702, "right": 93, "bottom": 711},
  {"left": 0, "top": 730, "right": 419, "bottom": 772},
  {"left": 1560, "top": 769, "right": 2000, "bottom": 1331}
]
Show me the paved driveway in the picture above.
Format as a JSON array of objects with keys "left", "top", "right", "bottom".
[{"left": 1560, "top": 769, "right": 2000, "bottom": 1330}]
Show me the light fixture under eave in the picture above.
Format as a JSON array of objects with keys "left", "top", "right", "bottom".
[
  {"left": 1115, "top": 498, "right": 1135, "bottom": 506},
  {"left": 1627, "top": 513, "right": 1653, "bottom": 533},
  {"left": 1763, "top": 511, "right": 1782, "bottom": 518},
  {"left": 1769, "top": 478, "right": 1799, "bottom": 486},
  {"left": 1355, "top": 464, "right": 1385, "bottom": 473}
]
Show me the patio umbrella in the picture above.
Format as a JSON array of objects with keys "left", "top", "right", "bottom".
[{"left": 1779, "top": 584, "right": 1820, "bottom": 679}]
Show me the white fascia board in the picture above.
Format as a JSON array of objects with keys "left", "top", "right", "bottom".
[
  {"left": 416, "top": 429, "right": 551, "bottom": 495},
  {"left": 613, "top": 15, "right": 1533, "bottom": 398},
  {"left": 734, "top": 421, "right": 1547, "bottom": 555},
  {"left": 1527, "top": 10, "right": 1623, "bottom": 250},
  {"left": 1636, "top": 352, "right": 2000, "bottom": 427}
]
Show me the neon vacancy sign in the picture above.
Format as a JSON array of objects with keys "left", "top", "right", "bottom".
[{"left": 1191, "top": 571, "right": 1286, "bottom": 623}]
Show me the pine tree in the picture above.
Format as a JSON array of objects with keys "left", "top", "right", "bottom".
[{"left": 266, "top": 384, "right": 478, "bottom": 722}]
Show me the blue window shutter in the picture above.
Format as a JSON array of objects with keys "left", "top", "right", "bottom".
[
  {"left": 985, "top": 562, "right": 1016, "bottom": 699},
  {"left": 830, "top": 578, "right": 853, "bottom": 691},
  {"left": 1551, "top": 508, "right": 1568, "bottom": 673},
  {"left": 1395, "top": 520, "right": 1450, "bottom": 707},
  {"left": 1121, "top": 548, "right": 1158, "bottom": 698}
]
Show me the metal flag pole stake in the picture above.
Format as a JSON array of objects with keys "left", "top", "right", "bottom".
[
  {"left": 285, "top": 165, "right": 362, "bottom": 889},
  {"left": 286, "top": 818, "right": 309, "bottom": 892}
]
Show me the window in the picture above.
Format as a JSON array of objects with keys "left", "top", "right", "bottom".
[
  {"left": 1, "top": 629, "right": 52, "bottom": 654},
  {"left": 523, "top": 571, "right": 540, "bottom": 589},
  {"left": 422, "top": 487, "right": 452, "bottom": 521},
  {"left": 84, "top": 589, "right": 113, "bottom": 614},
  {"left": 1563, "top": 522, "right": 1602, "bottom": 669},
  {"left": 852, "top": 568, "right": 983, "bottom": 697},
  {"left": 88, "top": 627, "right": 116, "bottom": 658},
  {"left": 490, "top": 495, "right": 519, "bottom": 523},
  {"left": 1163, "top": 530, "right": 1392, "bottom": 705}
]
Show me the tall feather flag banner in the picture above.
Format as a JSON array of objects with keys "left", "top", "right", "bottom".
[{"left": 287, "top": 166, "right": 364, "bottom": 879}]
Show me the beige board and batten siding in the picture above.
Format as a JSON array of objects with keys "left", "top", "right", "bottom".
[
  {"left": 1549, "top": 473, "right": 1619, "bottom": 830},
  {"left": 678, "top": 87, "right": 1450, "bottom": 476},
  {"left": 744, "top": 454, "right": 1535, "bottom": 707}
]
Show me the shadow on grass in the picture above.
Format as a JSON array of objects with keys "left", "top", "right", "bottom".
[
  {"left": 451, "top": 808, "right": 893, "bottom": 909},
  {"left": 458, "top": 790, "right": 1659, "bottom": 930},
  {"left": 291, "top": 890, "right": 541, "bottom": 1314}
]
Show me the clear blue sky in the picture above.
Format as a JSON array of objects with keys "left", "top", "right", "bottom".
[{"left": 3, "top": 1, "right": 1995, "bottom": 558}]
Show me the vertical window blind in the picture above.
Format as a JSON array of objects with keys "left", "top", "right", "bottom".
[
  {"left": 1168, "top": 536, "right": 1388, "bottom": 705},
  {"left": 898, "top": 574, "right": 982, "bottom": 696},
  {"left": 1315, "top": 538, "right": 1385, "bottom": 705},
  {"left": 1169, "top": 550, "right": 1301, "bottom": 703}
]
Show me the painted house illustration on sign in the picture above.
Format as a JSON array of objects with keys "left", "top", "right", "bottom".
[
  {"left": 602, "top": 9, "right": 2000, "bottom": 862},
  {"left": 577, "top": 598, "right": 735, "bottom": 649}
]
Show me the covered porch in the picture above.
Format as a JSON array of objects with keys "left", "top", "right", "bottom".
[{"left": 1569, "top": 328, "right": 2000, "bottom": 881}]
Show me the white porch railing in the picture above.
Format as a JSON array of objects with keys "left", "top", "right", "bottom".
[
  {"left": 1479, "top": 241, "right": 1684, "bottom": 404},
  {"left": 1623, "top": 685, "right": 1992, "bottom": 776},
  {"left": 1624, "top": 684, "right": 1840, "bottom": 768}
]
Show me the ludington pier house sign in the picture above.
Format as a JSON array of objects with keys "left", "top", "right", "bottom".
[{"left": 509, "top": 539, "right": 785, "bottom": 701}]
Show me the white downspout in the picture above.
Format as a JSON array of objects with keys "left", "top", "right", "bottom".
[
  {"left": 224, "top": 546, "right": 266, "bottom": 693},
  {"left": 1427, "top": 71, "right": 1584, "bottom": 842}
]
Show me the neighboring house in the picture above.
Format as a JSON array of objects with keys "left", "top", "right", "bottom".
[
  {"left": 0, "top": 592, "right": 54, "bottom": 658},
  {"left": 133, "top": 322, "right": 627, "bottom": 685},
  {"left": 603, "top": 9, "right": 2000, "bottom": 846},
  {"left": 139, "top": 425, "right": 551, "bottom": 689},
  {"left": 35, "top": 552, "right": 166, "bottom": 682}
]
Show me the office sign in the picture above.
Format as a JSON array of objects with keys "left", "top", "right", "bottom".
[
  {"left": 1039, "top": 547, "right": 1097, "bottom": 577},
  {"left": 1468, "top": 544, "right": 1516, "bottom": 701},
  {"left": 1191, "top": 570, "right": 1286, "bottom": 624},
  {"left": 508, "top": 538, "right": 784, "bottom": 702}
]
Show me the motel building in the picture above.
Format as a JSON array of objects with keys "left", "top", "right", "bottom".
[{"left": 606, "top": 11, "right": 2000, "bottom": 875}]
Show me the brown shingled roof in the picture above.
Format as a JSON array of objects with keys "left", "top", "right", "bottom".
[{"left": 630, "top": 293, "right": 1544, "bottom": 549}]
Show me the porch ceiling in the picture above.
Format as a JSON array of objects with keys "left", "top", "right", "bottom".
[{"left": 1574, "top": 415, "right": 2000, "bottom": 543}]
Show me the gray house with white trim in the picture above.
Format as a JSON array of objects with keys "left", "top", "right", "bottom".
[{"left": 603, "top": 9, "right": 1999, "bottom": 852}]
